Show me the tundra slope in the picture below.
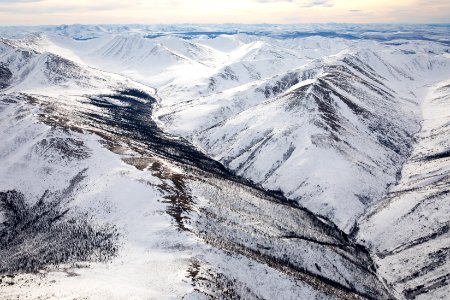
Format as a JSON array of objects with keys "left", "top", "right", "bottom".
[
  {"left": 0, "top": 34, "right": 393, "bottom": 299},
  {"left": 358, "top": 81, "right": 450, "bottom": 300},
  {"left": 155, "top": 42, "right": 450, "bottom": 232},
  {"left": 42, "top": 31, "right": 450, "bottom": 232},
  {"left": 44, "top": 29, "right": 450, "bottom": 300},
  {"left": 1, "top": 28, "right": 450, "bottom": 299}
]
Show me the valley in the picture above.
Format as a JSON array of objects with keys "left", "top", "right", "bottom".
[{"left": 0, "top": 24, "right": 449, "bottom": 299}]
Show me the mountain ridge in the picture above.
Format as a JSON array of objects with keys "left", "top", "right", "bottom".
[{"left": 0, "top": 26, "right": 449, "bottom": 299}]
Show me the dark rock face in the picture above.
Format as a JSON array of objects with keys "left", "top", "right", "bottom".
[
  {"left": 43, "top": 53, "right": 90, "bottom": 84},
  {"left": 258, "top": 69, "right": 318, "bottom": 98}
]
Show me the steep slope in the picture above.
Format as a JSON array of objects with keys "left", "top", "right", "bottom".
[
  {"left": 0, "top": 35, "right": 393, "bottom": 299},
  {"left": 0, "top": 36, "right": 152, "bottom": 94},
  {"left": 1, "top": 28, "right": 450, "bottom": 299},
  {"left": 48, "top": 34, "right": 214, "bottom": 86},
  {"left": 358, "top": 81, "right": 450, "bottom": 300},
  {"left": 158, "top": 52, "right": 417, "bottom": 231},
  {"left": 156, "top": 43, "right": 450, "bottom": 232},
  {"left": 0, "top": 98, "right": 196, "bottom": 299}
]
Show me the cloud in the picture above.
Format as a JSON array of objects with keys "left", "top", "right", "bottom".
[
  {"left": 255, "top": 0, "right": 293, "bottom": 2},
  {"left": 347, "top": 9, "right": 374, "bottom": 16},
  {"left": 417, "top": 0, "right": 449, "bottom": 4},
  {"left": 255, "top": 0, "right": 333, "bottom": 6},
  {"left": 299, "top": 0, "right": 333, "bottom": 8},
  {"left": 0, "top": 0, "right": 42, "bottom": 2},
  {"left": 0, "top": 0, "right": 129, "bottom": 14}
]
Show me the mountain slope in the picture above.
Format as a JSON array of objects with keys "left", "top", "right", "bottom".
[
  {"left": 1, "top": 27, "right": 450, "bottom": 299},
  {"left": 155, "top": 42, "right": 450, "bottom": 232},
  {"left": 158, "top": 52, "right": 418, "bottom": 231},
  {"left": 0, "top": 34, "right": 394, "bottom": 299},
  {"left": 358, "top": 80, "right": 450, "bottom": 299}
]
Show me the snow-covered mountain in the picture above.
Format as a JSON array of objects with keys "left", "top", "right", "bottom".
[
  {"left": 155, "top": 38, "right": 450, "bottom": 233},
  {"left": 0, "top": 25, "right": 449, "bottom": 299},
  {"left": 358, "top": 80, "right": 450, "bottom": 299}
]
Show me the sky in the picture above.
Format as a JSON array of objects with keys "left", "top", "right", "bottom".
[{"left": 0, "top": 0, "right": 449, "bottom": 25}]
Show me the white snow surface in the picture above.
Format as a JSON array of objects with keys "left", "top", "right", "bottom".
[
  {"left": 358, "top": 80, "right": 450, "bottom": 299},
  {"left": 27, "top": 31, "right": 450, "bottom": 231},
  {"left": 2, "top": 30, "right": 450, "bottom": 232},
  {"left": 1, "top": 25, "right": 450, "bottom": 299},
  {"left": 0, "top": 100, "right": 195, "bottom": 299}
]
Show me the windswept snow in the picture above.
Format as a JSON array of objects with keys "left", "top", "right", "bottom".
[
  {"left": 0, "top": 99, "right": 195, "bottom": 299},
  {"left": 358, "top": 80, "right": 450, "bottom": 299},
  {"left": 1, "top": 24, "right": 450, "bottom": 299}
]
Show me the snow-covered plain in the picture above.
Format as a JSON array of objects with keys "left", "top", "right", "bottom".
[{"left": 0, "top": 24, "right": 449, "bottom": 299}]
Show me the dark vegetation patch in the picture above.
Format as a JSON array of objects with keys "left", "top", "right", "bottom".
[
  {"left": 187, "top": 258, "right": 264, "bottom": 300},
  {"left": 13, "top": 88, "right": 393, "bottom": 298},
  {"left": 32, "top": 136, "right": 91, "bottom": 163},
  {"left": 121, "top": 156, "right": 193, "bottom": 231},
  {"left": 152, "top": 162, "right": 193, "bottom": 231},
  {"left": 24, "top": 89, "right": 303, "bottom": 210},
  {"left": 81, "top": 89, "right": 232, "bottom": 177},
  {"left": 189, "top": 178, "right": 393, "bottom": 300},
  {"left": 424, "top": 149, "right": 450, "bottom": 161},
  {"left": 200, "top": 236, "right": 382, "bottom": 300},
  {"left": 0, "top": 64, "right": 12, "bottom": 89},
  {"left": 160, "top": 173, "right": 192, "bottom": 231},
  {"left": 400, "top": 190, "right": 449, "bottom": 220},
  {"left": 0, "top": 170, "right": 118, "bottom": 274},
  {"left": 378, "top": 223, "right": 450, "bottom": 259},
  {"left": 396, "top": 247, "right": 450, "bottom": 285},
  {"left": 121, "top": 157, "right": 154, "bottom": 171},
  {"left": 403, "top": 273, "right": 450, "bottom": 299}
]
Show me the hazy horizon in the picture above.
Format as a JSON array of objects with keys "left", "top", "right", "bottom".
[
  {"left": 1, "top": 22, "right": 450, "bottom": 27},
  {"left": 0, "top": 0, "right": 449, "bottom": 26}
]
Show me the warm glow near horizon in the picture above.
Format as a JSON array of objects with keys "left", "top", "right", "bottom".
[{"left": 0, "top": 0, "right": 449, "bottom": 25}]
